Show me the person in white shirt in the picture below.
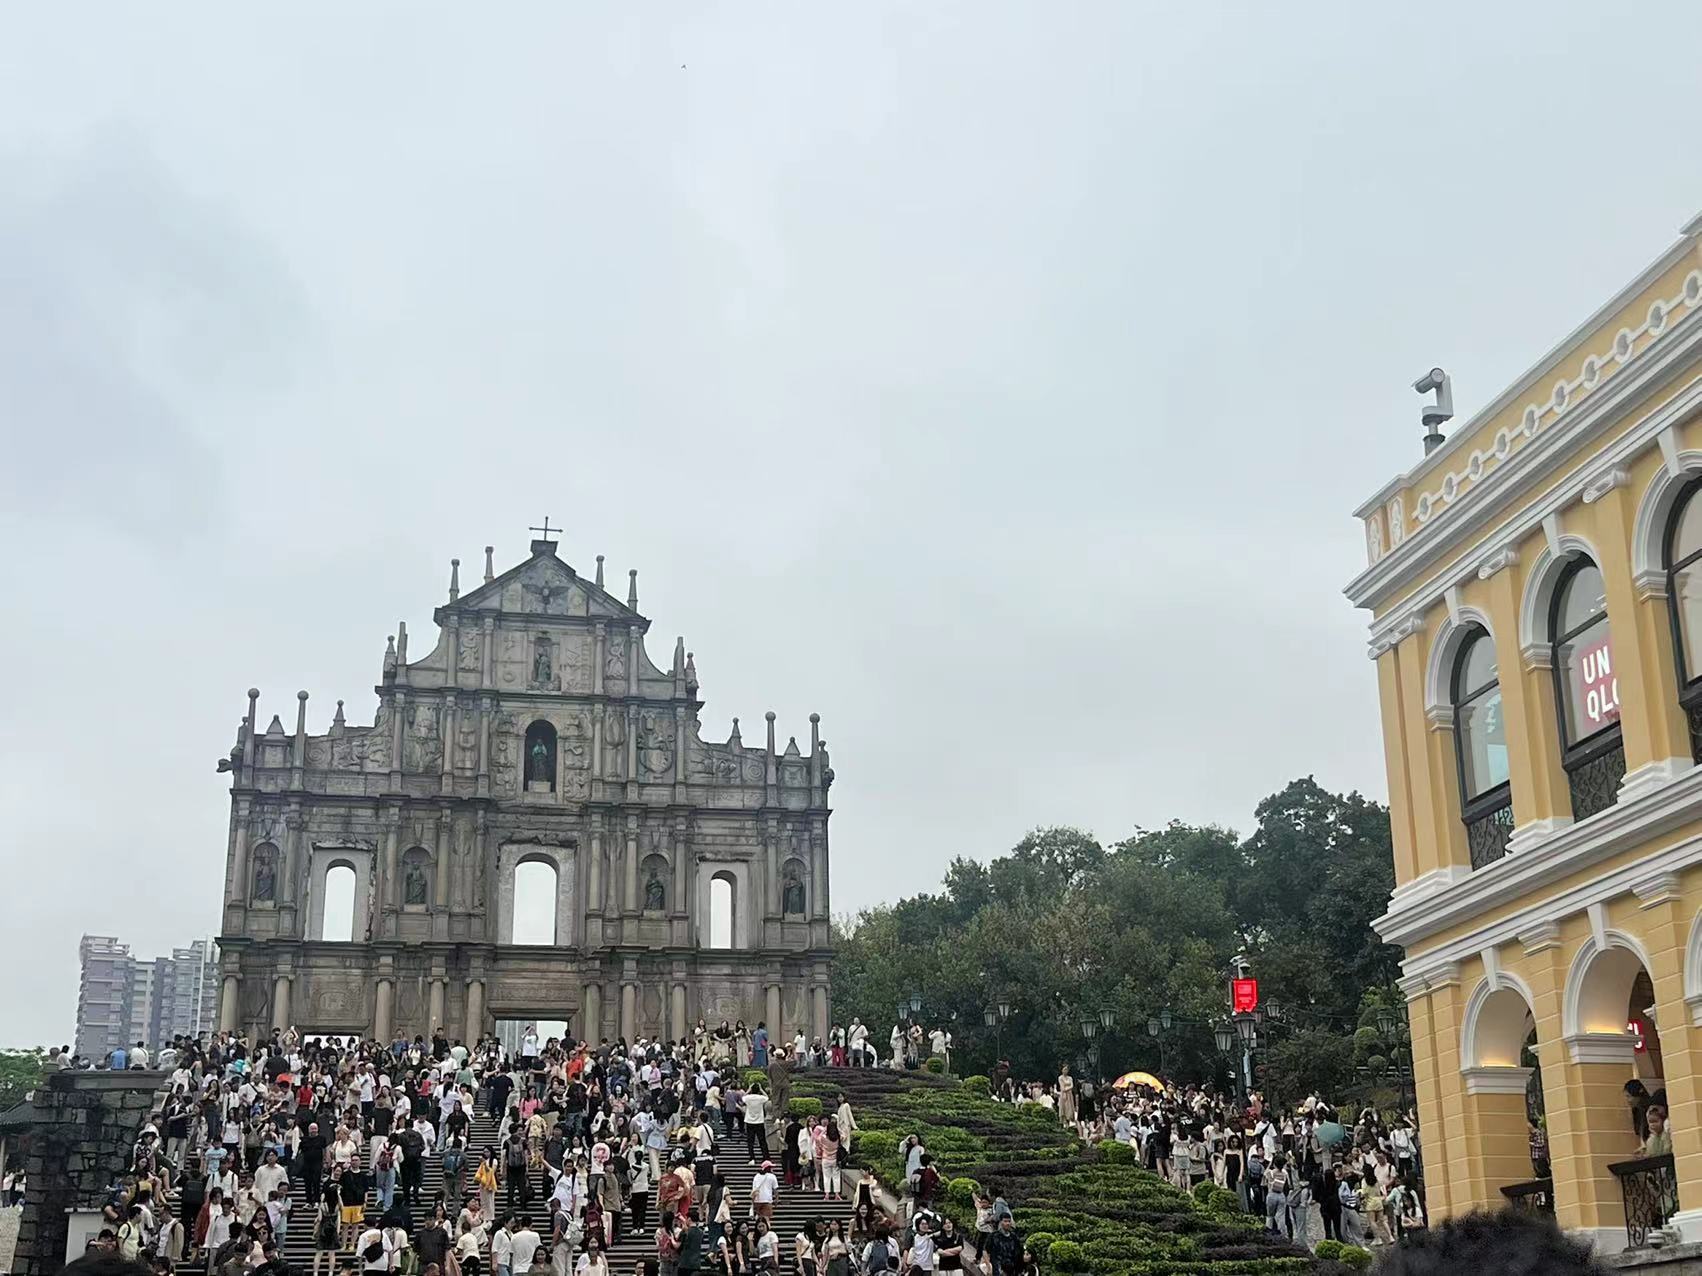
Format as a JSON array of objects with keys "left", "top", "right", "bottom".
[
  {"left": 906, "top": 1216, "right": 937, "bottom": 1273},
  {"left": 490, "top": 1220, "right": 514, "bottom": 1276},
  {"left": 751, "top": 1161, "right": 778, "bottom": 1228},
  {"left": 510, "top": 1218, "right": 542, "bottom": 1272},
  {"left": 254, "top": 1150, "right": 288, "bottom": 1201},
  {"left": 357, "top": 1224, "right": 391, "bottom": 1274}
]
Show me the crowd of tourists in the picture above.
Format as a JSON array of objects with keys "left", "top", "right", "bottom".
[
  {"left": 966, "top": 1055, "right": 1425, "bottom": 1253},
  {"left": 64, "top": 1018, "right": 1034, "bottom": 1276}
]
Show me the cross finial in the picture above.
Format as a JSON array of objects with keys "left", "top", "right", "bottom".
[{"left": 528, "top": 517, "right": 560, "bottom": 542}]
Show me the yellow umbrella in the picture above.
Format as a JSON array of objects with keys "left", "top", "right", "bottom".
[{"left": 1111, "top": 1070, "right": 1164, "bottom": 1091}]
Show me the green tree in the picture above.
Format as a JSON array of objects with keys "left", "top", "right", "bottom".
[{"left": 0, "top": 1049, "right": 46, "bottom": 1112}]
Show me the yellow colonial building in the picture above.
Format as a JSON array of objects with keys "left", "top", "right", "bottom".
[{"left": 1352, "top": 213, "right": 1702, "bottom": 1254}]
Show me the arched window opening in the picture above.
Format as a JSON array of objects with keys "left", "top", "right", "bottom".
[
  {"left": 1664, "top": 480, "right": 1702, "bottom": 761},
  {"left": 524, "top": 720, "right": 557, "bottom": 792},
  {"left": 401, "top": 847, "right": 431, "bottom": 907},
  {"left": 641, "top": 854, "right": 669, "bottom": 912},
  {"left": 1550, "top": 558, "right": 1626, "bottom": 820},
  {"left": 251, "top": 843, "right": 279, "bottom": 903},
  {"left": 1453, "top": 629, "right": 1513, "bottom": 869},
  {"left": 511, "top": 858, "right": 559, "bottom": 944},
  {"left": 321, "top": 863, "right": 357, "bottom": 941},
  {"left": 708, "top": 873, "right": 735, "bottom": 949},
  {"left": 781, "top": 857, "right": 808, "bottom": 916}
]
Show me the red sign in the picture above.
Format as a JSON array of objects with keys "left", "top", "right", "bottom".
[
  {"left": 1576, "top": 635, "right": 1621, "bottom": 729},
  {"left": 1629, "top": 1019, "right": 1647, "bottom": 1052},
  {"left": 1232, "top": 978, "right": 1259, "bottom": 1014}
]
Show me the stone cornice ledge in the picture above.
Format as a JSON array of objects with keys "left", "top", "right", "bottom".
[{"left": 1376, "top": 764, "right": 1702, "bottom": 951}]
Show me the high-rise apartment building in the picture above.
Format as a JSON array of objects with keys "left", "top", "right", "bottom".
[{"left": 73, "top": 935, "right": 220, "bottom": 1058}]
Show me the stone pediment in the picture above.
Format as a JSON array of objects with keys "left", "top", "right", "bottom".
[{"left": 452, "top": 545, "right": 638, "bottom": 624}]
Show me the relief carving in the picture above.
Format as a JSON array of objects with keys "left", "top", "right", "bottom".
[
  {"left": 311, "top": 982, "right": 364, "bottom": 1021},
  {"left": 639, "top": 712, "right": 674, "bottom": 778},
  {"left": 561, "top": 712, "right": 590, "bottom": 768},
  {"left": 404, "top": 704, "right": 443, "bottom": 772},
  {"left": 458, "top": 630, "right": 481, "bottom": 671},
  {"left": 605, "top": 639, "right": 627, "bottom": 685},
  {"left": 603, "top": 712, "right": 626, "bottom": 780}
]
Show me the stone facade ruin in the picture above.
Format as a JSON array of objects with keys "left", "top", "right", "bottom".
[{"left": 215, "top": 537, "right": 833, "bottom": 1045}]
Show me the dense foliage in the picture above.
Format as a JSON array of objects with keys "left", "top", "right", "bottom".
[
  {"left": 0, "top": 1049, "right": 46, "bottom": 1112},
  {"left": 830, "top": 778, "right": 1403, "bottom": 1106},
  {"left": 801, "top": 1070, "right": 1321, "bottom": 1276}
]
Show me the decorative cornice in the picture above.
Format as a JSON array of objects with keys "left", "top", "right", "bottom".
[
  {"left": 1349, "top": 331, "right": 1702, "bottom": 616},
  {"left": 1565, "top": 1031, "right": 1638, "bottom": 1066},
  {"left": 1581, "top": 464, "right": 1632, "bottom": 504},
  {"left": 1462, "top": 1065, "right": 1534, "bottom": 1096},
  {"left": 1425, "top": 704, "right": 1455, "bottom": 730},
  {"left": 1635, "top": 567, "right": 1671, "bottom": 601},
  {"left": 1633, "top": 872, "right": 1684, "bottom": 909},
  {"left": 1518, "top": 921, "right": 1563, "bottom": 956},
  {"left": 1520, "top": 641, "right": 1554, "bottom": 671},
  {"left": 1505, "top": 816, "right": 1572, "bottom": 857},
  {"left": 1377, "top": 764, "right": 1702, "bottom": 952},
  {"left": 1368, "top": 610, "right": 1428, "bottom": 660}
]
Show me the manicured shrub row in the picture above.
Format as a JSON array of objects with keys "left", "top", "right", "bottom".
[{"left": 802, "top": 1072, "right": 1319, "bottom": 1275}]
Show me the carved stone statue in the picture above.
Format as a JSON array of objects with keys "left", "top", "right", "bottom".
[
  {"left": 783, "top": 875, "right": 805, "bottom": 915},
  {"left": 252, "top": 848, "right": 276, "bottom": 902},
  {"left": 533, "top": 641, "right": 552, "bottom": 684},
  {"left": 404, "top": 860, "right": 428, "bottom": 906},
  {"left": 528, "top": 736, "right": 553, "bottom": 784},
  {"left": 606, "top": 640, "right": 627, "bottom": 681},
  {"left": 645, "top": 874, "right": 666, "bottom": 911}
]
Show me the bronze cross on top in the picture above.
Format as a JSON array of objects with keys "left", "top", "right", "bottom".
[{"left": 528, "top": 517, "right": 560, "bottom": 542}]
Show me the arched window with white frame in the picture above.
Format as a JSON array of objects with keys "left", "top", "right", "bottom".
[
  {"left": 1550, "top": 557, "right": 1625, "bottom": 820},
  {"left": 1664, "top": 477, "right": 1702, "bottom": 762},
  {"left": 1452, "top": 627, "right": 1513, "bottom": 868}
]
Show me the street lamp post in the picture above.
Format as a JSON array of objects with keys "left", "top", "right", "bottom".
[{"left": 985, "top": 999, "right": 1011, "bottom": 1068}]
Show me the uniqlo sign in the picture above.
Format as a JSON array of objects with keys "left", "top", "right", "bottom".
[{"left": 1576, "top": 635, "right": 1621, "bottom": 729}]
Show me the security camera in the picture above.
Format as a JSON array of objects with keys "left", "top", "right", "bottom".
[{"left": 1412, "top": 367, "right": 1454, "bottom": 452}]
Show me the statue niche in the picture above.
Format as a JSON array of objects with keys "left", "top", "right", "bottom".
[
  {"left": 402, "top": 848, "right": 431, "bottom": 906},
  {"left": 641, "top": 853, "right": 669, "bottom": 912},
  {"left": 251, "top": 843, "right": 278, "bottom": 903},
  {"left": 532, "top": 635, "right": 553, "bottom": 687},
  {"left": 781, "top": 857, "right": 807, "bottom": 915},
  {"left": 524, "top": 720, "right": 557, "bottom": 792}
]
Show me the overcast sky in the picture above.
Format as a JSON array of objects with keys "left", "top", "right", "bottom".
[{"left": 4, "top": 3, "right": 1701, "bottom": 1048}]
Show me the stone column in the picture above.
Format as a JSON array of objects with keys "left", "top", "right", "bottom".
[
  {"left": 620, "top": 982, "right": 637, "bottom": 1042},
  {"left": 476, "top": 696, "right": 491, "bottom": 798},
  {"left": 593, "top": 623, "right": 606, "bottom": 697},
  {"left": 624, "top": 818, "right": 640, "bottom": 915},
  {"left": 670, "top": 821, "right": 688, "bottom": 914},
  {"left": 587, "top": 818, "right": 605, "bottom": 934},
  {"left": 591, "top": 704, "right": 605, "bottom": 781},
  {"left": 811, "top": 824, "right": 829, "bottom": 921},
  {"left": 670, "top": 983, "right": 688, "bottom": 1042},
  {"left": 766, "top": 825, "right": 782, "bottom": 918},
  {"left": 765, "top": 983, "right": 782, "bottom": 1038},
  {"left": 812, "top": 983, "right": 829, "bottom": 1045},
  {"left": 440, "top": 694, "right": 457, "bottom": 796},
  {"left": 389, "top": 690, "right": 406, "bottom": 790},
  {"left": 481, "top": 616, "right": 496, "bottom": 687},
  {"left": 291, "top": 690, "right": 308, "bottom": 789},
  {"left": 272, "top": 974, "right": 292, "bottom": 1032},
  {"left": 432, "top": 810, "right": 451, "bottom": 910},
  {"left": 220, "top": 974, "right": 241, "bottom": 1032},
  {"left": 582, "top": 982, "right": 602, "bottom": 1043},
  {"left": 428, "top": 977, "right": 446, "bottom": 1035},
  {"left": 374, "top": 976, "right": 395, "bottom": 1042},
  {"left": 625, "top": 702, "right": 639, "bottom": 788},
  {"left": 465, "top": 979, "right": 485, "bottom": 1042},
  {"left": 378, "top": 812, "right": 400, "bottom": 938}
]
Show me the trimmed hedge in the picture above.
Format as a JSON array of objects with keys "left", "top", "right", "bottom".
[
  {"left": 1049, "top": 1241, "right": 1088, "bottom": 1272},
  {"left": 741, "top": 1068, "right": 768, "bottom": 1089},
  {"left": 787, "top": 1097, "right": 823, "bottom": 1118},
  {"left": 960, "top": 1075, "right": 991, "bottom": 1097},
  {"left": 797, "top": 1070, "right": 1319, "bottom": 1276},
  {"left": 924, "top": 1056, "right": 946, "bottom": 1074},
  {"left": 1314, "top": 1241, "right": 1371, "bottom": 1271}
]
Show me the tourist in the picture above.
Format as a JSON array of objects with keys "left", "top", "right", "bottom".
[
  {"left": 1642, "top": 1104, "right": 1673, "bottom": 1157},
  {"left": 982, "top": 1216, "right": 1020, "bottom": 1276},
  {"left": 1263, "top": 1155, "right": 1292, "bottom": 1239}
]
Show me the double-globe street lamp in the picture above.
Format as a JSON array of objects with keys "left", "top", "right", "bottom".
[
  {"left": 1078, "top": 1006, "right": 1117, "bottom": 1082},
  {"left": 1147, "top": 1008, "right": 1175, "bottom": 1076}
]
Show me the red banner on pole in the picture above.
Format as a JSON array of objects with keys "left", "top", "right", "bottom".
[{"left": 1232, "top": 978, "right": 1259, "bottom": 1014}]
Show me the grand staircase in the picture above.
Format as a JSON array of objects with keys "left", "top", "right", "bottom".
[{"left": 168, "top": 1087, "right": 859, "bottom": 1274}]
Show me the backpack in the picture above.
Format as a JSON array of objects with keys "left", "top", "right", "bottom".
[
  {"left": 506, "top": 1141, "right": 527, "bottom": 1169},
  {"left": 866, "top": 1237, "right": 894, "bottom": 1273}
]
